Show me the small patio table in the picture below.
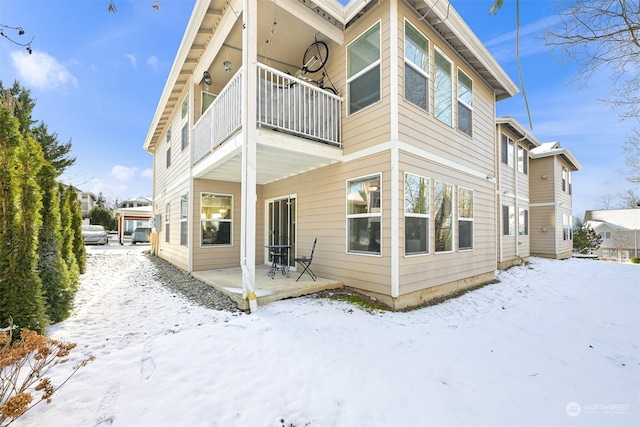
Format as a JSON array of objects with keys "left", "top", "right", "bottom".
[{"left": 265, "top": 244, "right": 291, "bottom": 278}]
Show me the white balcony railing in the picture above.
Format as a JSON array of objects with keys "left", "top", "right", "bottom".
[{"left": 193, "top": 64, "right": 342, "bottom": 164}]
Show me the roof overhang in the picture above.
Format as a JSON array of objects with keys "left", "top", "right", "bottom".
[
  {"left": 407, "top": 0, "right": 519, "bottom": 101},
  {"left": 530, "top": 145, "right": 582, "bottom": 171},
  {"left": 496, "top": 116, "right": 541, "bottom": 148}
]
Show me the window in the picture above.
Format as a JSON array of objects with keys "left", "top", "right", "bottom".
[
  {"left": 563, "top": 214, "right": 573, "bottom": 240},
  {"left": 599, "top": 231, "right": 611, "bottom": 239},
  {"left": 562, "top": 167, "right": 568, "bottom": 192},
  {"left": 404, "top": 173, "right": 429, "bottom": 255},
  {"left": 181, "top": 123, "right": 189, "bottom": 151},
  {"left": 434, "top": 181, "right": 453, "bottom": 252},
  {"left": 347, "top": 174, "right": 381, "bottom": 254},
  {"left": 434, "top": 50, "right": 452, "bottom": 126},
  {"left": 518, "top": 208, "right": 529, "bottom": 235},
  {"left": 517, "top": 146, "right": 528, "bottom": 174},
  {"left": 567, "top": 169, "right": 572, "bottom": 195},
  {"left": 457, "top": 69, "right": 473, "bottom": 136},
  {"left": 180, "top": 193, "right": 188, "bottom": 246},
  {"left": 201, "top": 193, "right": 232, "bottom": 245},
  {"left": 501, "top": 134, "right": 514, "bottom": 167},
  {"left": 404, "top": 22, "right": 429, "bottom": 111},
  {"left": 166, "top": 125, "right": 172, "bottom": 144},
  {"left": 603, "top": 249, "right": 610, "bottom": 258},
  {"left": 181, "top": 94, "right": 189, "bottom": 119},
  {"left": 347, "top": 23, "right": 381, "bottom": 115},
  {"left": 503, "top": 205, "right": 515, "bottom": 236},
  {"left": 166, "top": 147, "right": 171, "bottom": 168},
  {"left": 165, "top": 202, "right": 170, "bottom": 243},
  {"left": 458, "top": 187, "right": 473, "bottom": 250},
  {"left": 202, "top": 92, "right": 216, "bottom": 113}
]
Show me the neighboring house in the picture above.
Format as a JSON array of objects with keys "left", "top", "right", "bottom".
[
  {"left": 584, "top": 209, "right": 640, "bottom": 262},
  {"left": 119, "top": 196, "right": 153, "bottom": 232},
  {"left": 529, "top": 142, "right": 582, "bottom": 259},
  {"left": 495, "top": 117, "right": 541, "bottom": 269},
  {"left": 76, "top": 189, "right": 97, "bottom": 216},
  {"left": 144, "top": 0, "right": 523, "bottom": 310}
]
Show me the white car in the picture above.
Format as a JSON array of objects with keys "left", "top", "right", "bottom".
[{"left": 82, "top": 224, "right": 109, "bottom": 245}]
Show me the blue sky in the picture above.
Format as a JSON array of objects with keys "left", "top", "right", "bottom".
[{"left": 0, "top": 0, "right": 635, "bottom": 216}]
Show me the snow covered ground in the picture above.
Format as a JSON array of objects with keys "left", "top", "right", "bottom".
[{"left": 14, "top": 247, "right": 639, "bottom": 427}]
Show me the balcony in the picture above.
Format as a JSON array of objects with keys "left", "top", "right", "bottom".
[{"left": 193, "top": 63, "right": 342, "bottom": 165}]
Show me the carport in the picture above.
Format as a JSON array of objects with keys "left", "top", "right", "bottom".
[{"left": 114, "top": 206, "right": 153, "bottom": 245}]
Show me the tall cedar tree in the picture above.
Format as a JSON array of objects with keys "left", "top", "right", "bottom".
[
  {"left": 60, "top": 184, "right": 80, "bottom": 292},
  {"left": 0, "top": 104, "right": 49, "bottom": 333},
  {"left": 69, "top": 186, "right": 86, "bottom": 274},
  {"left": 37, "top": 161, "right": 73, "bottom": 322}
]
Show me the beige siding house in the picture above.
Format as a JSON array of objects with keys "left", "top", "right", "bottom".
[
  {"left": 495, "top": 117, "right": 541, "bottom": 269},
  {"left": 529, "top": 142, "right": 582, "bottom": 259},
  {"left": 143, "top": 0, "right": 520, "bottom": 310},
  {"left": 584, "top": 209, "right": 640, "bottom": 262}
]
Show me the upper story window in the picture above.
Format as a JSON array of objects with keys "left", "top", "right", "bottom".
[
  {"left": 404, "top": 21, "right": 429, "bottom": 112},
  {"left": 562, "top": 166, "right": 572, "bottom": 194},
  {"left": 347, "top": 22, "right": 381, "bottom": 115},
  {"left": 434, "top": 50, "right": 452, "bottom": 126},
  {"left": 166, "top": 146, "right": 171, "bottom": 168},
  {"left": 501, "top": 134, "right": 515, "bottom": 167},
  {"left": 457, "top": 69, "right": 473, "bottom": 136},
  {"left": 517, "top": 145, "right": 528, "bottom": 174},
  {"left": 347, "top": 174, "right": 381, "bottom": 255},
  {"left": 181, "top": 94, "right": 189, "bottom": 119},
  {"left": 404, "top": 173, "right": 429, "bottom": 255},
  {"left": 181, "top": 123, "right": 189, "bottom": 151},
  {"left": 165, "top": 202, "right": 170, "bottom": 243},
  {"left": 202, "top": 92, "right": 216, "bottom": 114}
]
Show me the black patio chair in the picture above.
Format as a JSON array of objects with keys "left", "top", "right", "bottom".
[
  {"left": 270, "top": 236, "right": 290, "bottom": 278},
  {"left": 295, "top": 238, "right": 317, "bottom": 282}
]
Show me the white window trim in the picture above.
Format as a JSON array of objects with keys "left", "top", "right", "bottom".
[
  {"left": 346, "top": 173, "right": 382, "bottom": 256},
  {"left": 434, "top": 180, "right": 454, "bottom": 253},
  {"left": 346, "top": 21, "right": 382, "bottom": 117},
  {"left": 433, "top": 47, "right": 453, "bottom": 127},
  {"left": 458, "top": 186, "right": 473, "bottom": 251},
  {"left": 200, "top": 192, "right": 234, "bottom": 247},
  {"left": 404, "top": 172, "right": 430, "bottom": 256},
  {"left": 404, "top": 19, "right": 430, "bottom": 112},
  {"left": 456, "top": 68, "right": 473, "bottom": 137}
]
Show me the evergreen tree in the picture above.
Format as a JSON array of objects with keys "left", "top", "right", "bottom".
[
  {"left": 31, "top": 122, "right": 76, "bottom": 175},
  {"left": 69, "top": 186, "right": 87, "bottom": 275},
  {"left": 96, "top": 191, "right": 107, "bottom": 207},
  {"left": 37, "top": 161, "right": 73, "bottom": 322},
  {"left": 0, "top": 104, "right": 48, "bottom": 333},
  {"left": 59, "top": 184, "right": 80, "bottom": 295},
  {"left": 573, "top": 224, "right": 603, "bottom": 255}
]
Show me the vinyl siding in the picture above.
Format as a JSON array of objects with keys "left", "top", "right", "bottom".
[
  {"left": 398, "top": 151, "right": 496, "bottom": 295},
  {"left": 397, "top": 5, "right": 496, "bottom": 176},
  {"left": 341, "top": 4, "right": 392, "bottom": 156},
  {"left": 265, "top": 150, "right": 393, "bottom": 296},
  {"left": 152, "top": 90, "right": 192, "bottom": 271}
]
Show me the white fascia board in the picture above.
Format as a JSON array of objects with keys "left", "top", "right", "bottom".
[
  {"left": 428, "top": 0, "right": 518, "bottom": 98},
  {"left": 530, "top": 147, "right": 582, "bottom": 171},
  {"left": 278, "top": 0, "right": 344, "bottom": 44},
  {"left": 143, "top": 0, "right": 211, "bottom": 152},
  {"left": 314, "top": 0, "right": 375, "bottom": 24},
  {"left": 496, "top": 116, "right": 542, "bottom": 147}
]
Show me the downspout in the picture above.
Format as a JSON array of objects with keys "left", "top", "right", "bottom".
[
  {"left": 390, "top": 0, "right": 399, "bottom": 299},
  {"left": 241, "top": 0, "right": 258, "bottom": 312}
]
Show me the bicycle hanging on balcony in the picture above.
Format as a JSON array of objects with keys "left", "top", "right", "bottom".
[{"left": 293, "top": 39, "right": 338, "bottom": 95}]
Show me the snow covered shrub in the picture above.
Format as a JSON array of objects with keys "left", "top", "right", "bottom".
[{"left": 0, "top": 322, "right": 93, "bottom": 426}]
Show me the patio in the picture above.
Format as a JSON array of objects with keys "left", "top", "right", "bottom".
[{"left": 191, "top": 265, "right": 343, "bottom": 310}]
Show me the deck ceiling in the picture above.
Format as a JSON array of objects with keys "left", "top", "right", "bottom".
[{"left": 194, "top": 131, "right": 342, "bottom": 185}]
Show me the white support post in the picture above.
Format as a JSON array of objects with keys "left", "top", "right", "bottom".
[{"left": 241, "top": 0, "right": 258, "bottom": 312}]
